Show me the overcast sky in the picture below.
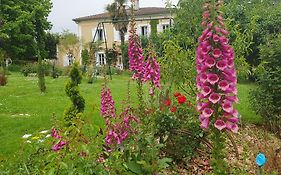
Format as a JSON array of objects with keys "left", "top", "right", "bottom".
[{"left": 48, "top": 0, "right": 179, "bottom": 34}]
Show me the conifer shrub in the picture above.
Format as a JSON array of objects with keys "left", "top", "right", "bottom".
[{"left": 64, "top": 63, "right": 85, "bottom": 125}]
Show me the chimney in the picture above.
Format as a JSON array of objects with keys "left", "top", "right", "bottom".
[{"left": 132, "top": 0, "right": 140, "bottom": 10}]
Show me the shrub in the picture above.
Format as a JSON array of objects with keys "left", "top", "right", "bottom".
[
  {"left": 21, "top": 63, "right": 37, "bottom": 76},
  {"left": 7, "top": 64, "right": 21, "bottom": 72},
  {"left": 250, "top": 34, "right": 281, "bottom": 137},
  {"left": 155, "top": 92, "right": 204, "bottom": 163},
  {"left": 63, "top": 63, "right": 85, "bottom": 125}
]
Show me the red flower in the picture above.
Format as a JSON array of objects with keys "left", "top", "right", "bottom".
[
  {"left": 174, "top": 92, "right": 181, "bottom": 97},
  {"left": 177, "top": 95, "right": 187, "bottom": 104},
  {"left": 164, "top": 99, "right": 171, "bottom": 106},
  {"left": 170, "top": 106, "right": 177, "bottom": 113}
]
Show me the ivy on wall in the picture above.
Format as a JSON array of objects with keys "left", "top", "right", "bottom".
[{"left": 150, "top": 19, "right": 159, "bottom": 36}]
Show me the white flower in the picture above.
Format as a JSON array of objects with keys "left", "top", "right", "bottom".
[
  {"left": 45, "top": 134, "right": 51, "bottom": 138},
  {"left": 26, "top": 140, "right": 31, "bottom": 143},
  {"left": 40, "top": 130, "right": 48, "bottom": 134},
  {"left": 22, "top": 134, "right": 32, "bottom": 139},
  {"left": 38, "top": 139, "right": 44, "bottom": 143}
]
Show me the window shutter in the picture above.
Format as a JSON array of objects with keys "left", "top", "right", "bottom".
[
  {"left": 157, "top": 24, "right": 162, "bottom": 33},
  {"left": 137, "top": 25, "right": 141, "bottom": 36},
  {"left": 114, "top": 28, "right": 120, "bottom": 41},
  {"left": 147, "top": 25, "right": 151, "bottom": 36},
  {"left": 125, "top": 32, "right": 129, "bottom": 41}
]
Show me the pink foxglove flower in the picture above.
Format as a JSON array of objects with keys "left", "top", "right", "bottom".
[
  {"left": 51, "top": 128, "right": 66, "bottom": 151},
  {"left": 196, "top": 1, "right": 238, "bottom": 133},
  {"left": 214, "top": 119, "right": 226, "bottom": 131},
  {"left": 100, "top": 85, "right": 116, "bottom": 122},
  {"left": 143, "top": 45, "right": 161, "bottom": 88},
  {"left": 128, "top": 15, "right": 146, "bottom": 81},
  {"left": 105, "top": 106, "right": 139, "bottom": 146}
]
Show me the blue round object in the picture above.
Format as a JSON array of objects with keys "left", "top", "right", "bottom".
[{"left": 256, "top": 153, "right": 267, "bottom": 167}]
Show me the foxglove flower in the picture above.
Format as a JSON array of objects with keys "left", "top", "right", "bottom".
[
  {"left": 100, "top": 85, "right": 116, "bottom": 123},
  {"left": 196, "top": 0, "right": 238, "bottom": 133},
  {"left": 143, "top": 45, "right": 161, "bottom": 88},
  {"left": 51, "top": 128, "right": 66, "bottom": 151},
  {"left": 105, "top": 106, "right": 138, "bottom": 146},
  {"left": 128, "top": 16, "right": 146, "bottom": 81}
]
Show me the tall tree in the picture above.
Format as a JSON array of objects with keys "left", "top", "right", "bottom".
[
  {"left": 45, "top": 32, "right": 59, "bottom": 59},
  {"left": 0, "top": 0, "right": 52, "bottom": 62},
  {"left": 106, "top": 0, "right": 129, "bottom": 68}
]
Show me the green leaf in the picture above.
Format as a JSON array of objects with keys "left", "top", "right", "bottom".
[
  {"left": 59, "top": 162, "right": 68, "bottom": 169},
  {"left": 158, "top": 158, "right": 172, "bottom": 169},
  {"left": 136, "top": 160, "right": 146, "bottom": 165},
  {"left": 125, "top": 161, "right": 143, "bottom": 175},
  {"left": 48, "top": 168, "right": 55, "bottom": 175},
  {"left": 46, "top": 153, "right": 56, "bottom": 161}
]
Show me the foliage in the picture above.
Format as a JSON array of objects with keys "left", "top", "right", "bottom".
[
  {"left": 81, "top": 49, "right": 90, "bottom": 74},
  {"left": 45, "top": 32, "right": 59, "bottom": 59},
  {"left": 0, "top": 0, "right": 52, "bottom": 61},
  {"left": 120, "top": 43, "right": 129, "bottom": 69},
  {"left": 37, "top": 63, "right": 46, "bottom": 92},
  {"left": 105, "top": 48, "right": 118, "bottom": 66},
  {"left": 21, "top": 61, "right": 57, "bottom": 77},
  {"left": 155, "top": 92, "right": 203, "bottom": 163},
  {"left": 173, "top": 0, "right": 205, "bottom": 49},
  {"left": 81, "top": 41, "right": 103, "bottom": 83},
  {"left": 58, "top": 30, "right": 80, "bottom": 62},
  {"left": 250, "top": 34, "right": 281, "bottom": 137},
  {"left": 0, "top": 49, "right": 7, "bottom": 86},
  {"left": 64, "top": 63, "right": 85, "bottom": 125},
  {"left": 106, "top": 0, "right": 128, "bottom": 67},
  {"left": 210, "top": 130, "right": 229, "bottom": 175},
  {"left": 223, "top": 0, "right": 281, "bottom": 78},
  {"left": 105, "top": 47, "right": 118, "bottom": 79},
  {"left": 21, "top": 63, "right": 37, "bottom": 76},
  {"left": 160, "top": 40, "right": 196, "bottom": 97},
  {"left": 150, "top": 19, "right": 159, "bottom": 36},
  {"left": 0, "top": 73, "right": 265, "bottom": 174}
]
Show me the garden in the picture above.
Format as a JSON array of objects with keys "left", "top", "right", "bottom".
[{"left": 0, "top": 0, "right": 281, "bottom": 174}]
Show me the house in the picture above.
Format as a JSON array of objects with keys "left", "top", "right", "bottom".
[{"left": 57, "top": 0, "right": 173, "bottom": 68}]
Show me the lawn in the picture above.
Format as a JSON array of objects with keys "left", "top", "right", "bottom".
[{"left": 0, "top": 72, "right": 262, "bottom": 159}]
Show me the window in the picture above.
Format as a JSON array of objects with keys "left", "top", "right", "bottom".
[
  {"left": 97, "top": 53, "right": 106, "bottom": 65},
  {"left": 97, "top": 29, "right": 104, "bottom": 41},
  {"left": 141, "top": 26, "right": 148, "bottom": 37},
  {"left": 162, "top": 24, "right": 170, "bottom": 31}
]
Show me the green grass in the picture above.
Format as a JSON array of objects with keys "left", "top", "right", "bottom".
[
  {"left": 236, "top": 83, "right": 263, "bottom": 124},
  {"left": 0, "top": 73, "right": 262, "bottom": 158},
  {"left": 0, "top": 72, "right": 138, "bottom": 158}
]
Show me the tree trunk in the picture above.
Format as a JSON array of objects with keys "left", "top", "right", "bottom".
[{"left": 120, "top": 30, "right": 126, "bottom": 69}]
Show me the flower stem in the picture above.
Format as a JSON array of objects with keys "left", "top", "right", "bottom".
[{"left": 211, "top": 129, "right": 229, "bottom": 175}]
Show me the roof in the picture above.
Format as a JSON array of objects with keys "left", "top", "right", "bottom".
[{"left": 73, "top": 7, "right": 171, "bottom": 23}]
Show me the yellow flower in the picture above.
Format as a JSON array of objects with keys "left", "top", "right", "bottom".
[{"left": 31, "top": 136, "right": 40, "bottom": 140}]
